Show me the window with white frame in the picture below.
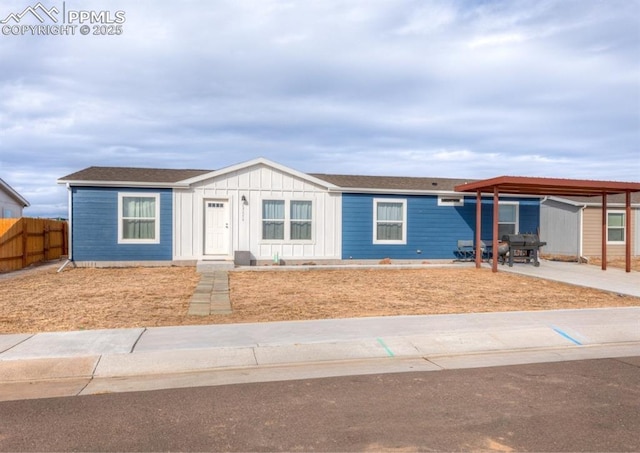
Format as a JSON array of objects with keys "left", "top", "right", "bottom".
[
  {"left": 498, "top": 203, "right": 519, "bottom": 238},
  {"left": 262, "top": 199, "right": 313, "bottom": 241},
  {"left": 607, "top": 211, "right": 625, "bottom": 243},
  {"left": 374, "top": 199, "right": 406, "bottom": 244},
  {"left": 262, "top": 200, "right": 285, "bottom": 240},
  {"left": 118, "top": 193, "right": 160, "bottom": 244},
  {"left": 291, "top": 200, "right": 312, "bottom": 240}
]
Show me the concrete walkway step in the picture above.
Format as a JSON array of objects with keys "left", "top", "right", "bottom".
[
  {"left": 196, "top": 261, "right": 234, "bottom": 272},
  {"left": 187, "top": 271, "right": 232, "bottom": 316}
]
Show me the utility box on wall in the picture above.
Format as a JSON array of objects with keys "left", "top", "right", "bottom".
[{"left": 234, "top": 250, "right": 251, "bottom": 266}]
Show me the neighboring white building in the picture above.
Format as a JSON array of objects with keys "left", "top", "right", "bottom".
[{"left": 0, "top": 177, "right": 29, "bottom": 218}]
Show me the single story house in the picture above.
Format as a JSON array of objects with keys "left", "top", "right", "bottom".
[
  {"left": 540, "top": 193, "right": 640, "bottom": 259},
  {"left": 58, "top": 158, "right": 541, "bottom": 266},
  {"left": 0, "top": 177, "right": 29, "bottom": 218}
]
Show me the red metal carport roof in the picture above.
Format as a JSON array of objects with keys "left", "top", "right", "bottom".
[
  {"left": 454, "top": 176, "right": 640, "bottom": 273},
  {"left": 454, "top": 176, "right": 640, "bottom": 197}
]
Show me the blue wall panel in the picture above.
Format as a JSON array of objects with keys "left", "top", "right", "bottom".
[
  {"left": 71, "top": 187, "right": 172, "bottom": 261},
  {"left": 342, "top": 194, "right": 540, "bottom": 260}
]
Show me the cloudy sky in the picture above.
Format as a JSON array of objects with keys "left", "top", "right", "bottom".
[{"left": 1, "top": 0, "right": 639, "bottom": 217}]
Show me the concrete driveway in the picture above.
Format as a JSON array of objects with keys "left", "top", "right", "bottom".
[{"left": 496, "top": 259, "right": 640, "bottom": 297}]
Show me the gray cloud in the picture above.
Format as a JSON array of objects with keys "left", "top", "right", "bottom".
[{"left": 0, "top": 0, "right": 638, "bottom": 217}]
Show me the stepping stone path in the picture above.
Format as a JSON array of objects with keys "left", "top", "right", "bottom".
[{"left": 188, "top": 271, "right": 232, "bottom": 316}]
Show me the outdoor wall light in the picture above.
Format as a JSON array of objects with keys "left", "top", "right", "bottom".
[{"left": 241, "top": 195, "right": 248, "bottom": 204}]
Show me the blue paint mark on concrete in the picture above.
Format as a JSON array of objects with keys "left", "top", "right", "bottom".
[{"left": 551, "top": 326, "right": 583, "bottom": 346}]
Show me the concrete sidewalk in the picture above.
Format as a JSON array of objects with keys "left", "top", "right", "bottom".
[{"left": 1, "top": 307, "right": 639, "bottom": 401}]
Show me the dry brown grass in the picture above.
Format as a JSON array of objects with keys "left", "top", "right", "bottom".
[
  {"left": 227, "top": 268, "right": 639, "bottom": 323},
  {"left": 0, "top": 267, "right": 200, "bottom": 333},
  {"left": 0, "top": 264, "right": 638, "bottom": 335},
  {"left": 541, "top": 255, "right": 640, "bottom": 272},
  {"left": 588, "top": 257, "right": 640, "bottom": 272}
]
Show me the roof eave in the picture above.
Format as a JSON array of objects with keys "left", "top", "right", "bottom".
[
  {"left": 543, "top": 196, "right": 587, "bottom": 207},
  {"left": 57, "top": 179, "right": 190, "bottom": 188},
  {"left": 0, "top": 178, "right": 30, "bottom": 207},
  {"left": 329, "top": 187, "right": 542, "bottom": 198},
  {"left": 547, "top": 196, "right": 640, "bottom": 208}
]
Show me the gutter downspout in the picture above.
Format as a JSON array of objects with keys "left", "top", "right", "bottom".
[{"left": 57, "top": 183, "right": 73, "bottom": 272}]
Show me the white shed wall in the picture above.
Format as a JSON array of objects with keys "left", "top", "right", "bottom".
[
  {"left": 636, "top": 208, "right": 640, "bottom": 256},
  {"left": 0, "top": 190, "right": 24, "bottom": 218},
  {"left": 173, "top": 163, "right": 341, "bottom": 261}
]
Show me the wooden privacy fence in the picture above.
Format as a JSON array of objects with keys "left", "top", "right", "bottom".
[{"left": 0, "top": 218, "right": 68, "bottom": 273}]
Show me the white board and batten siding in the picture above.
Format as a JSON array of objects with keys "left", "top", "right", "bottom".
[{"left": 173, "top": 163, "right": 341, "bottom": 262}]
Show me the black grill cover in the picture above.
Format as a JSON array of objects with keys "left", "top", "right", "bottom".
[{"left": 501, "top": 234, "right": 543, "bottom": 246}]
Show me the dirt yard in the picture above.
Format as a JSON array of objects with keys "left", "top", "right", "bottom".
[
  {"left": 543, "top": 255, "right": 640, "bottom": 272},
  {"left": 588, "top": 257, "right": 640, "bottom": 272},
  {"left": 0, "top": 262, "right": 638, "bottom": 334}
]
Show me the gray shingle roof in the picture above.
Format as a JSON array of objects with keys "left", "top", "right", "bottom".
[
  {"left": 59, "top": 166, "right": 211, "bottom": 184},
  {"left": 59, "top": 166, "right": 478, "bottom": 191},
  {"left": 310, "top": 174, "right": 476, "bottom": 192},
  {"left": 555, "top": 193, "right": 640, "bottom": 205},
  {"left": 63, "top": 166, "right": 635, "bottom": 200}
]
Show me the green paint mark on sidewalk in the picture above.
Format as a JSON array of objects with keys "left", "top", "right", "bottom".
[{"left": 376, "top": 337, "right": 395, "bottom": 357}]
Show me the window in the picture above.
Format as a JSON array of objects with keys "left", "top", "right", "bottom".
[
  {"left": 498, "top": 203, "right": 518, "bottom": 238},
  {"left": 438, "top": 195, "right": 464, "bottom": 207},
  {"left": 262, "top": 200, "right": 285, "bottom": 240},
  {"left": 118, "top": 193, "right": 160, "bottom": 244},
  {"left": 374, "top": 199, "right": 406, "bottom": 244},
  {"left": 262, "top": 199, "right": 313, "bottom": 241},
  {"left": 607, "top": 211, "right": 625, "bottom": 243},
  {"left": 291, "top": 201, "right": 312, "bottom": 240}
]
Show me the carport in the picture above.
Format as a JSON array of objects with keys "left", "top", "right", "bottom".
[{"left": 454, "top": 177, "right": 640, "bottom": 273}]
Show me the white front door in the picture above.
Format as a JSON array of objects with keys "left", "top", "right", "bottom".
[{"left": 204, "top": 200, "right": 230, "bottom": 256}]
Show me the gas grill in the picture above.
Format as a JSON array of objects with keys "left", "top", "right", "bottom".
[{"left": 499, "top": 233, "right": 547, "bottom": 267}]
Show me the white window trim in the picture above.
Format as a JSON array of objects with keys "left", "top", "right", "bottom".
[
  {"left": 606, "top": 210, "right": 626, "bottom": 244},
  {"left": 373, "top": 198, "right": 407, "bottom": 245},
  {"left": 498, "top": 202, "right": 519, "bottom": 236},
  {"left": 260, "top": 198, "right": 315, "bottom": 244},
  {"left": 438, "top": 195, "right": 464, "bottom": 207},
  {"left": 117, "top": 192, "right": 161, "bottom": 244}
]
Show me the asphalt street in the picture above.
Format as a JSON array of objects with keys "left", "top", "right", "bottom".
[{"left": 1, "top": 356, "right": 638, "bottom": 452}]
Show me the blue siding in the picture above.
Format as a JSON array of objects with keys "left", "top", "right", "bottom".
[
  {"left": 342, "top": 194, "right": 540, "bottom": 259},
  {"left": 71, "top": 187, "right": 172, "bottom": 261}
]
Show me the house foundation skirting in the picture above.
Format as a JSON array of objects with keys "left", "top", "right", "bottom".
[
  {"left": 250, "top": 258, "right": 456, "bottom": 267},
  {"left": 71, "top": 260, "right": 197, "bottom": 268},
  {"left": 70, "top": 258, "right": 462, "bottom": 268}
]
